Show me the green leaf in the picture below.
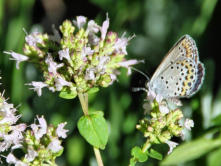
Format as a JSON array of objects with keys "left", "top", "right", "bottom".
[
  {"left": 149, "top": 148, "right": 163, "bottom": 160},
  {"left": 77, "top": 111, "right": 108, "bottom": 149},
  {"left": 87, "top": 87, "right": 99, "bottom": 94},
  {"left": 131, "top": 146, "right": 148, "bottom": 162},
  {"left": 160, "top": 138, "right": 221, "bottom": 166},
  {"left": 208, "top": 147, "right": 221, "bottom": 166},
  {"left": 59, "top": 90, "right": 77, "bottom": 99}
]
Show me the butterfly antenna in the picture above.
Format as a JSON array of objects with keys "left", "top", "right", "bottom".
[{"left": 131, "top": 67, "right": 150, "bottom": 81}]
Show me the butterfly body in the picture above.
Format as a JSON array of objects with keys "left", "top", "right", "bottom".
[{"left": 147, "top": 35, "right": 205, "bottom": 100}]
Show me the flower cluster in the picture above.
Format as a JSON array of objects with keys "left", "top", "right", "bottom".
[
  {"left": 4, "top": 15, "right": 141, "bottom": 99},
  {"left": 0, "top": 89, "right": 68, "bottom": 165},
  {"left": 137, "top": 89, "right": 194, "bottom": 154}
]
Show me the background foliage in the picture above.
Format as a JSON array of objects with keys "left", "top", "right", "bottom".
[{"left": 0, "top": 0, "right": 221, "bottom": 165}]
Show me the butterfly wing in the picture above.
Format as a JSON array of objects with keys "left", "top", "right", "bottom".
[{"left": 148, "top": 35, "right": 205, "bottom": 98}]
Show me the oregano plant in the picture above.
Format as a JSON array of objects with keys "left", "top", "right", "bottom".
[{"left": 3, "top": 14, "right": 199, "bottom": 166}]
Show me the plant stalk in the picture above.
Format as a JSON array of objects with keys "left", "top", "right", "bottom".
[
  {"left": 142, "top": 139, "right": 151, "bottom": 152},
  {"left": 78, "top": 93, "right": 104, "bottom": 166}
]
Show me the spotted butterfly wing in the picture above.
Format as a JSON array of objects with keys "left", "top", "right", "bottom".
[{"left": 148, "top": 34, "right": 205, "bottom": 99}]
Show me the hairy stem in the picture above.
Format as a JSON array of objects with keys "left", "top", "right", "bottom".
[{"left": 78, "top": 93, "right": 104, "bottom": 166}]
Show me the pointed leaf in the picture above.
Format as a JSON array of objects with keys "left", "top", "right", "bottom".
[
  {"left": 77, "top": 111, "right": 108, "bottom": 149},
  {"left": 149, "top": 148, "right": 163, "bottom": 160}
]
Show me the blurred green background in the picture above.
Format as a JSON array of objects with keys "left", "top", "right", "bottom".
[{"left": 0, "top": 0, "right": 221, "bottom": 165}]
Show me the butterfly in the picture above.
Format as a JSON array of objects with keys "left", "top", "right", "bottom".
[{"left": 146, "top": 34, "right": 205, "bottom": 101}]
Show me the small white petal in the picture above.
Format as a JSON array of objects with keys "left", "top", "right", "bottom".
[
  {"left": 159, "top": 104, "right": 170, "bottom": 114},
  {"left": 73, "top": 16, "right": 87, "bottom": 29},
  {"left": 56, "top": 122, "right": 68, "bottom": 138},
  {"left": 87, "top": 20, "right": 100, "bottom": 33},
  {"left": 4, "top": 51, "right": 29, "bottom": 69},
  {"left": 6, "top": 153, "right": 17, "bottom": 164},
  {"left": 118, "top": 59, "right": 143, "bottom": 75},
  {"left": 25, "top": 148, "right": 38, "bottom": 162},
  {"left": 85, "top": 68, "right": 96, "bottom": 81},
  {"left": 114, "top": 34, "right": 129, "bottom": 55},
  {"left": 25, "top": 32, "right": 43, "bottom": 47},
  {"left": 97, "top": 56, "right": 110, "bottom": 72},
  {"left": 31, "top": 116, "right": 47, "bottom": 140},
  {"left": 58, "top": 48, "right": 71, "bottom": 61},
  {"left": 184, "top": 119, "right": 194, "bottom": 130},
  {"left": 45, "top": 55, "right": 63, "bottom": 74},
  {"left": 100, "top": 13, "right": 109, "bottom": 40},
  {"left": 54, "top": 76, "right": 72, "bottom": 91},
  {"left": 109, "top": 73, "right": 117, "bottom": 84},
  {"left": 26, "top": 81, "right": 48, "bottom": 96},
  {"left": 47, "top": 138, "right": 63, "bottom": 153},
  {"left": 81, "top": 47, "right": 94, "bottom": 61},
  {"left": 165, "top": 140, "right": 178, "bottom": 154}
]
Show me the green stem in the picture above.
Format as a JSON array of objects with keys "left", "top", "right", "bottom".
[
  {"left": 142, "top": 139, "right": 151, "bottom": 153},
  {"left": 78, "top": 93, "right": 88, "bottom": 115},
  {"left": 94, "top": 147, "right": 104, "bottom": 166},
  {"left": 78, "top": 93, "right": 104, "bottom": 166}
]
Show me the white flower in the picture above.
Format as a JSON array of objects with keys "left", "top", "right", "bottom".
[
  {"left": 73, "top": 16, "right": 87, "bottom": 29},
  {"left": 58, "top": 48, "right": 71, "bottom": 61},
  {"left": 81, "top": 47, "right": 94, "bottom": 61},
  {"left": 4, "top": 51, "right": 29, "bottom": 69},
  {"left": 45, "top": 55, "right": 63, "bottom": 75},
  {"left": 165, "top": 140, "right": 178, "bottom": 154},
  {"left": 25, "top": 32, "right": 43, "bottom": 47},
  {"left": 159, "top": 102, "right": 170, "bottom": 114},
  {"left": 87, "top": 20, "right": 100, "bottom": 34},
  {"left": 85, "top": 68, "right": 96, "bottom": 81},
  {"left": 26, "top": 81, "right": 48, "bottom": 96},
  {"left": 6, "top": 153, "right": 17, "bottom": 164},
  {"left": 114, "top": 33, "right": 133, "bottom": 55},
  {"left": 25, "top": 148, "right": 38, "bottom": 162},
  {"left": 97, "top": 56, "right": 110, "bottom": 73},
  {"left": 31, "top": 116, "right": 47, "bottom": 140},
  {"left": 0, "top": 103, "right": 20, "bottom": 125},
  {"left": 47, "top": 138, "right": 63, "bottom": 153},
  {"left": 184, "top": 119, "right": 194, "bottom": 130},
  {"left": 118, "top": 59, "right": 142, "bottom": 75},
  {"left": 54, "top": 76, "right": 72, "bottom": 91},
  {"left": 12, "top": 123, "right": 27, "bottom": 132},
  {"left": 109, "top": 73, "right": 117, "bottom": 84},
  {"left": 56, "top": 122, "right": 68, "bottom": 138},
  {"left": 100, "top": 14, "right": 109, "bottom": 40}
]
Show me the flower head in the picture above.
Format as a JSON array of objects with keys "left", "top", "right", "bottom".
[{"left": 7, "top": 14, "right": 140, "bottom": 99}]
